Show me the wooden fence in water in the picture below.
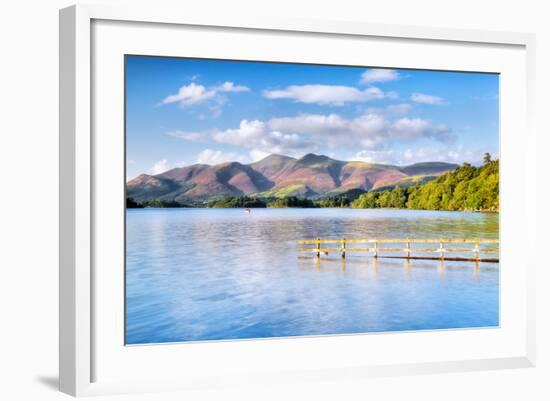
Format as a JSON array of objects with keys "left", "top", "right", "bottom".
[{"left": 297, "top": 238, "right": 499, "bottom": 262}]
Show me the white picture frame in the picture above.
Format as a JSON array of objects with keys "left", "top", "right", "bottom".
[{"left": 59, "top": 4, "right": 536, "bottom": 397}]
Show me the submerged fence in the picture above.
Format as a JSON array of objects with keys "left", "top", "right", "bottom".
[{"left": 297, "top": 238, "right": 499, "bottom": 262}]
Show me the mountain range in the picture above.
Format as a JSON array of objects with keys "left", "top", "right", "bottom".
[{"left": 127, "top": 153, "right": 458, "bottom": 203}]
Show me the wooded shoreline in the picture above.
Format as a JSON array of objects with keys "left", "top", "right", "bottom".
[{"left": 127, "top": 158, "right": 499, "bottom": 213}]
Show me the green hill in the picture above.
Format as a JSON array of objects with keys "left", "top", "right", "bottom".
[
  {"left": 126, "top": 153, "right": 457, "bottom": 203},
  {"left": 352, "top": 159, "right": 499, "bottom": 212}
]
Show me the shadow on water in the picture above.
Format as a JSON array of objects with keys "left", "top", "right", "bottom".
[{"left": 297, "top": 255, "right": 491, "bottom": 272}]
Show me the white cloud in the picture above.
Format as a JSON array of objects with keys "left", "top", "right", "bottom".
[
  {"left": 212, "top": 119, "right": 315, "bottom": 158},
  {"left": 352, "top": 145, "right": 489, "bottom": 166},
  {"left": 161, "top": 81, "right": 250, "bottom": 109},
  {"left": 213, "top": 119, "right": 267, "bottom": 145},
  {"left": 268, "top": 112, "right": 453, "bottom": 149},
  {"left": 149, "top": 160, "right": 169, "bottom": 174},
  {"left": 216, "top": 81, "right": 250, "bottom": 93},
  {"left": 195, "top": 149, "right": 247, "bottom": 165},
  {"left": 360, "top": 69, "right": 400, "bottom": 84},
  {"left": 208, "top": 96, "right": 228, "bottom": 119},
  {"left": 271, "top": 112, "right": 382, "bottom": 144},
  {"left": 411, "top": 92, "right": 447, "bottom": 105},
  {"left": 167, "top": 130, "right": 204, "bottom": 141},
  {"left": 148, "top": 159, "right": 186, "bottom": 175},
  {"left": 391, "top": 118, "right": 455, "bottom": 142},
  {"left": 386, "top": 103, "right": 412, "bottom": 114},
  {"left": 162, "top": 83, "right": 216, "bottom": 106},
  {"left": 262, "top": 84, "right": 386, "bottom": 106},
  {"left": 353, "top": 149, "right": 396, "bottom": 164},
  {"left": 269, "top": 114, "right": 350, "bottom": 136},
  {"left": 249, "top": 149, "right": 271, "bottom": 162},
  {"left": 166, "top": 103, "right": 457, "bottom": 165},
  {"left": 398, "top": 147, "right": 471, "bottom": 164},
  {"left": 206, "top": 111, "right": 453, "bottom": 163}
]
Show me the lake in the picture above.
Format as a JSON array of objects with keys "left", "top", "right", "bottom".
[{"left": 125, "top": 208, "right": 499, "bottom": 344}]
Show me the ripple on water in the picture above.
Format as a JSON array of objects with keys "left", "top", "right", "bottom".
[{"left": 125, "top": 208, "right": 499, "bottom": 344}]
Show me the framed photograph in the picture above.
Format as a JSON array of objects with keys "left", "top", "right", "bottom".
[{"left": 59, "top": 4, "right": 536, "bottom": 396}]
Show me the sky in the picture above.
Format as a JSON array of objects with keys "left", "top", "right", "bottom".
[{"left": 126, "top": 55, "right": 499, "bottom": 179}]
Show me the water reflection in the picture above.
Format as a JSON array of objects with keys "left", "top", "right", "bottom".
[
  {"left": 126, "top": 208, "right": 499, "bottom": 344},
  {"left": 404, "top": 258, "right": 411, "bottom": 274}
]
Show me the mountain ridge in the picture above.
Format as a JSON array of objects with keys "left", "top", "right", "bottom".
[{"left": 127, "top": 153, "right": 459, "bottom": 203}]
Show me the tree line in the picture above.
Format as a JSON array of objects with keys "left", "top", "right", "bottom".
[
  {"left": 126, "top": 155, "right": 498, "bottom": 212},
  {"left": 352, "top": 156, "right": 499, "bottom": 211},
  {"left": 206, "top": 196, "right": 316, "bottom": 208},
  {"left": 126, "top": 198, "right": 188, "bottom": 208}
]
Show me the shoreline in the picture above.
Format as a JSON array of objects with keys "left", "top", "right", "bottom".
[{"left": 126, "top": 206, "right": 499, "bottom": 213}]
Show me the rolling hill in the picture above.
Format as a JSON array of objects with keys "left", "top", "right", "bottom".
[{"left": 127, "top": 153, "right": 458, "bottom": 203}]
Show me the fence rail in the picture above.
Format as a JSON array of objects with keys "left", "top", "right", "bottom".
[{"left": 297, "top": 238, "right": 499, "bottom": 262}]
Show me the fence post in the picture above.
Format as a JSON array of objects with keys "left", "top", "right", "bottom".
[
  {"left": 406, "top": 240, "right": 410, "bottom": 259},
  {"left": 341, "top": 237, "right": 346, "bottom": 259},
  {"left": 439, "top": 240, "right": 444, "bottom": 260},
  {"left": 374, "top": 240, "right": 378, "bottom": 259},
  {"left": 474, "top": 241, "right": 479, "bottom": 261},
  {"left": 316, "top": 237, "right": 320, "bottom": 258}
]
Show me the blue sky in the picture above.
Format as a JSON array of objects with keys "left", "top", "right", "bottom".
[{"left": 126, "top": 55, "right": 499, "bottom": 178}]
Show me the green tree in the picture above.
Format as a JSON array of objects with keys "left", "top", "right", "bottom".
[
  {"left": 353, "top": 158, "right": 499, "bottom": 212},
  {"left": 376, "top": 191, "right": 392, "bottom": 208},
  {"left": 266, "top": 196, "right": 316, "bottom": 208},
  {"left": 388, "top": 186, "right": 406, "bottom": 208},
  {"left": 351, "top": 192, "right": 379, "bottom": 208},
  {"left": 208, "top": 196, "right": 267, "bottom": 208}
]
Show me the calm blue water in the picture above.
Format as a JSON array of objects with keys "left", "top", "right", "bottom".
[{"left": 126, "top": 208, "right": 499, "bottom": 344}]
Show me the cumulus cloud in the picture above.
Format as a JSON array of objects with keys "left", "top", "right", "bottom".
[
  {"left": 196, "top": 149, "right": 247, "bottom": 165},
  {"left": 149, "top": 160, "right": 169, "bottom": 174},
  {"left": 360, "top": 69, "right": 400, "bottom": 84},
  {"left": 213, "top": 119, "right": 266, "bottom": 145},
  {"left": 216, "top": 82, "right": 250, "bottom": 93},
  {"left": 269, "top": 114, "right": 351, "bottom": 136},
  {"left": 168, "top": 104, "right": 456, "bottom": 165},
  {"left": 262, "top": 84, "right": 387, "bottom": 106},
  {"left": 212, "top": 119, "right": 314, "bottom": 158},
  {"left": 268, "top": 113, "right": 453, "bottom": 149},
  {"left": 353, "top": 149, "right": 396, "bottom": 164},
  {"left": 161, "top": 81, "right": 250, "bottom": 110},
  {"left": 403, "top": 147, "right": 463, "bottom": 162},
  {"left": 411, "top": 92, "right": 447, "bottom": 105},
  {"left": 352, "top": 145, "right": 484, "bottom": 166},
  {"left": 201, "top": 111, "right": 454, "bottom": 164},
  {"left": 401, "top": 145, "right": 489, "bottom": 165},
  {"left": 148, "top": 159, "right": 185, "bottom": 175},
  {"left": 390, "top": 118, "right": 454, "bottom": 142},
  {"left": 269, "top": 113, "right": 384, "bottom": 149},
  {"left": 249, "top": 149, "right": 271, "bottom": 162},
  {"left": 162, "top": 83, "right": 216, "bottom": 106}
]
